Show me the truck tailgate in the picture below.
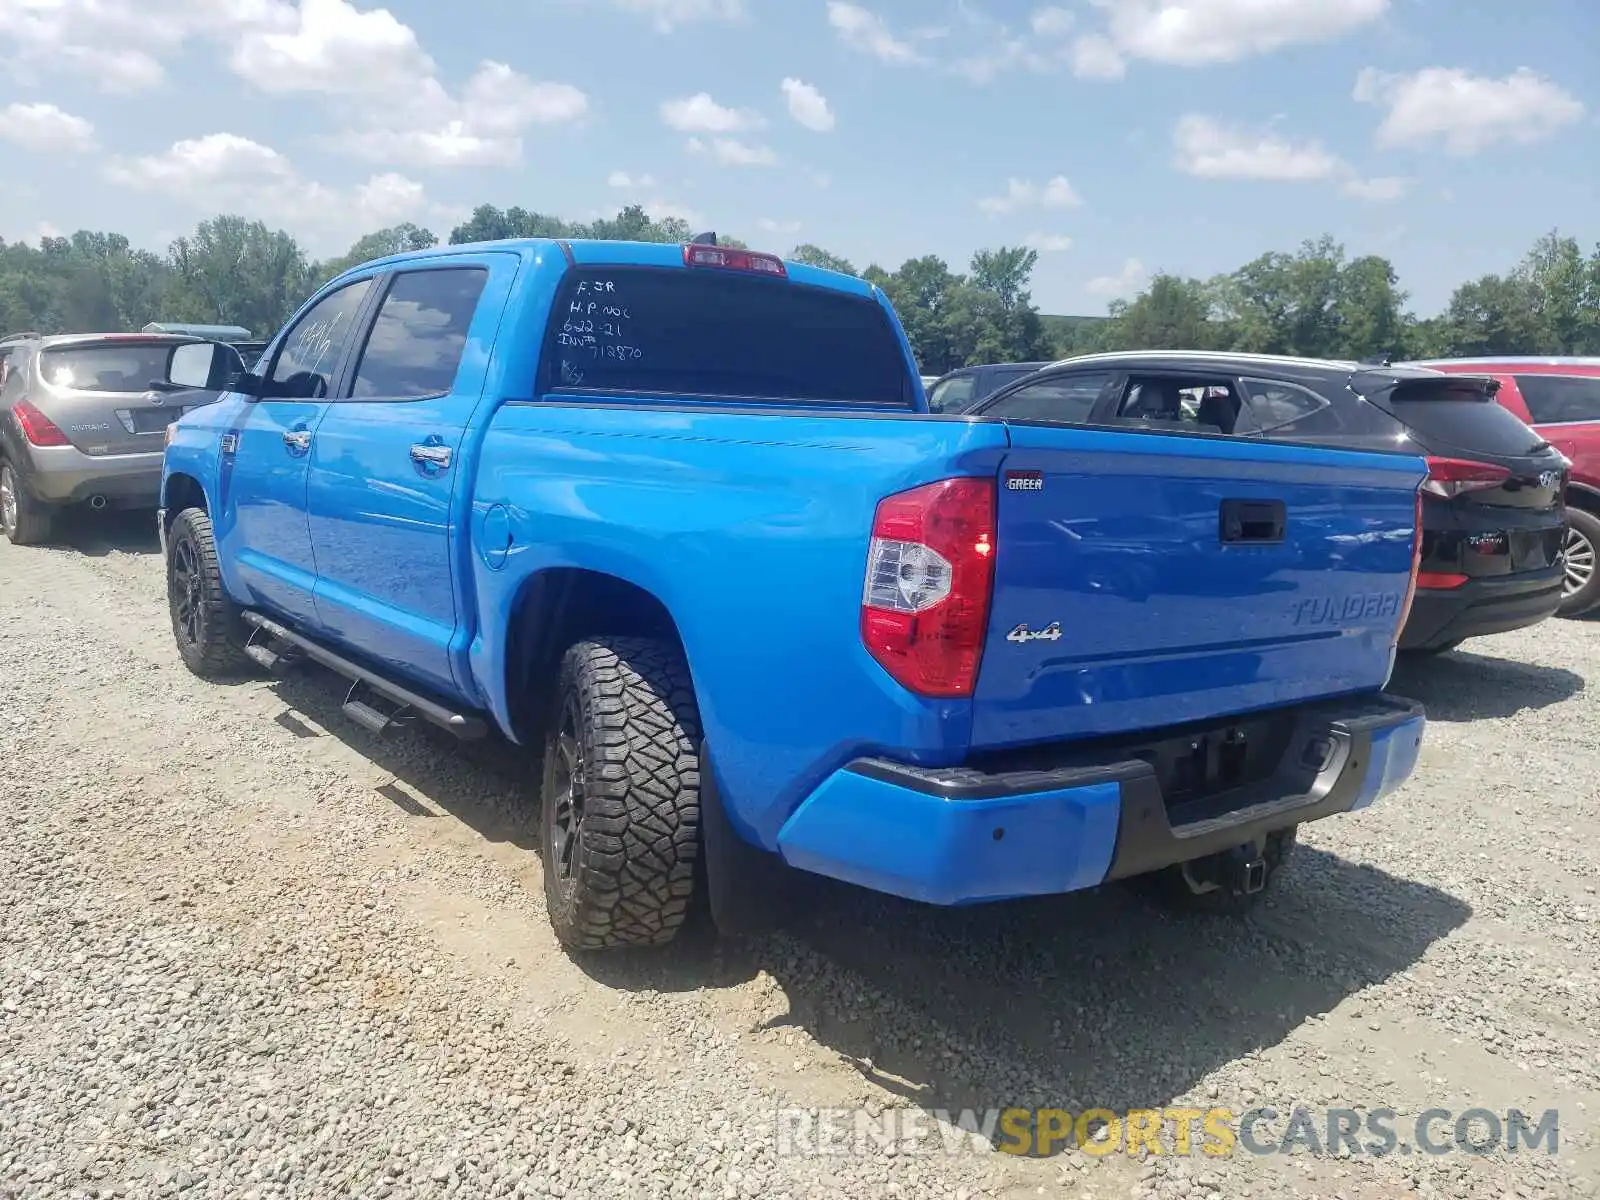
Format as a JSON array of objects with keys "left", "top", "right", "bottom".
[{"left": 973, "top": 424, "right": 1425, "bottom": 749}]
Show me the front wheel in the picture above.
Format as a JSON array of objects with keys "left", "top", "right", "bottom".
[
  {"left": 1557, "top": 508, "right": 1600, "bottom": 618},
  {"left": 540, "top": 637, "right": 703, "bottom": 951},
  {"left": 0, "top": 461, "right": 53, "bottom": 545},
  {"left": 1139, "top": 827, "right": 1298, "bottom": 916},
  {"left": 166, "top": 507, "right": 251, "bottom": 680}
]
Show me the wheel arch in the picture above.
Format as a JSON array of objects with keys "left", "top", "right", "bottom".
[
  {"left": 502, "top": 566, "right": 688, "bottom": 747},
  {"left": 1565, "top": 481, "right": 1600, "bottom": 515},
  {"left": 162, "top": 471, "right": 209, "bottom": 530}
]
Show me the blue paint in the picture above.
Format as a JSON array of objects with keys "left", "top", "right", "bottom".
[
  {"left": 160, "top": 235, "right": 1431, "bottom": 908},
  {"left": 1350, "top": 712, "right": 1427, "bottom": 811},
  {"left": 776, "top": 770, "right": 1122, "bottom": 905}
]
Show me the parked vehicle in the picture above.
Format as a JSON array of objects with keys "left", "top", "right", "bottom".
[
  {"left": 0, "top": 332, "right": 240, "bottom": 545},
  {"left": 1401, "top": 357, "right": 1600, "bottom": 617},
  {"left": 965, "top": 351, "right": 1570, "bottom": 655},
  {"left": 143, "top": 322, "right": 270, "bottom": 370},
  {"left": 926, "top": 361, "right": 1051, "bottom": 412},
  {"left": 159, "top": 239, "right": 1427, "bottom": 953}
]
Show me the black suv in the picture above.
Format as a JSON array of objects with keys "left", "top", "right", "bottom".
[
  {"left": 925, "top": 361, "right": 1051, "bottom": 413},
  {"left": 963, "top": 351, "right": 1571, "bottom": 655}
]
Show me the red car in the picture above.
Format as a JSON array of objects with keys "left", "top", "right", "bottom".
[{"left": 1406, "top": 357, "right": 1600, "bottom": 618}]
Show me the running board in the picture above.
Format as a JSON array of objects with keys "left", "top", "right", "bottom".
[{"left": 240, "top": 611, "right": 489, "bottom": 740}]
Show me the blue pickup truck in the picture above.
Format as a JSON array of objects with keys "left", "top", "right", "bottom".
[{"left": 160, "top": 236, "right": 1428, "bottom": 951}]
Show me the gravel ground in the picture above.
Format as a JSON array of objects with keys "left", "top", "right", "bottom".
[{"left": 1, "top": 509, "right": 1597, "bottom": 1200}]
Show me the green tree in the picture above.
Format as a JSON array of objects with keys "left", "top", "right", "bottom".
[
  {"left": 1102, "top": 274, "right": 1220, "bottom": 351},
  {"left": 164, "top": 216, "right": 313, "bottom": 337},
  {"left": 316, "top": 223, "right": 437, "bottom": 283},
  {"left": 789, "top": 244, "right": 857, "bottom": 275}
]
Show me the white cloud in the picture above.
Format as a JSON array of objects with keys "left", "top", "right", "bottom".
[
  {"left": 608, "top": 170, "right": 659, "bottom": 189},
  {"left": 1026, "top": 233, "right": 1075, "bottom": 252},
  {"left": 0, "top": 0, "right": 292, "bottom": 92},
  {"left": 1172, "top": 114, "right": 1343, "bottom": 180},
  {"left": 1087, "top": 258, "right": 1148, "bottom": 299},
  {"left": 686, "top": 136, "right": 777, "bottom": 167},
  {"left": 781, "top": 78, "right": 835, "bottom": 132},
  {"left": 1354, "top": 66, "right": 1585, "bottom": 156},
  {"left": 0, "top": 0, "right": 585, "bottom": 168},
  {"left": 660, "top": 92, "right": 764, "bottom": 133},
  {"left": 1031, "top": 6, "right": 1075, "bottom": 36},
  {"left": 1341, "top": 175, "right": 1408, "bottom": 202},
  {"left": 234, "top": 3, "right": 587, "bottom": 169},
  {"left": 0, "top": 102, "right": 96, "bottom": 153},
  {"left": 607, "top": 0, "right": 744, "bottom": 32},
  {"left": 979, "top": 176, "right": 1082, "bottom": 215},
  {"left": 758, "top": 218, "right": 802, "bottom": 234},
  {"left": 1071, "top": 34, "right": 1127, "bottom": 79},
  {"left": 640, "top": 199, "right": 704, "bottom": 227},
  {"left": 827, "top": 2, "right": 927, "bottom": 65},
  {"left": 1076, "top": 0, "right": 1387, "bottom": 73},
  {"left": 103, "top": 131, "right": 451, "bottom": 253}
]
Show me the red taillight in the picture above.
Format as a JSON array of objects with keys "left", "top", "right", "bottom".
[
  {"left": 1417, "top": 571, "right": 1469, "bottom": 589},
  {"left": 861, "top": 477, "right": 996, "bottom": 699},
  {"left": 1420, "top": 456, "right": 1510, "bottom": 499},
  {"left": 1394, "top": 489, "right": 1425, "bottom": 639},
  {"left": 682, "top": 244, "right": 787, "bottom": 277},
  {"left": 13, "top": 399, "right": 70, "bottom": 447}
]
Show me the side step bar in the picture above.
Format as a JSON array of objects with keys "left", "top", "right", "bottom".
[{"left": 241, "top": 611, "right": 489, "bottom": 741}]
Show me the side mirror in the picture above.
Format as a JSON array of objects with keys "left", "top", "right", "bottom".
[{"left": 167, "top": 341, "right": 216, "bottom": 390}]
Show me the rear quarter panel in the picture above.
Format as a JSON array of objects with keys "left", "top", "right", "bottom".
[{"left": 467, "top": 404, "right": 1009, "bottom": 849}]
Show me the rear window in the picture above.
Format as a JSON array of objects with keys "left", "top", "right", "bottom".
[
  {"left": 39, "top": 342, "right": 180, "bottom": 393},
  {"left": 541, "top": 267, "right": 914, "bottom": 406},
  {"left": 1372, "top": 377, "right": 1546, "bottom": 455},
  {"left": 1515, "top": 374, "right": 1600, "bottom": 424}
]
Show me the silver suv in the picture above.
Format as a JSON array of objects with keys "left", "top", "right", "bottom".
[{"left": 0, "top": 332, "right": 241, "bottom": 544}]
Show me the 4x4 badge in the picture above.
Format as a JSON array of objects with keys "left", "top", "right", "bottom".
[{"left": 1007, "top": 621, "right": 1062, "bottom": 644}]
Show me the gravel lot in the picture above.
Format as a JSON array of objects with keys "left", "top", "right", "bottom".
[{"left": 2, "top": 510, "right": 1597, "bottom": 1200}]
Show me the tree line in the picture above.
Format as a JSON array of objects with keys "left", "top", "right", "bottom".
[{"left": 3, "top": 203, "right": 1596, "bottom": 375}]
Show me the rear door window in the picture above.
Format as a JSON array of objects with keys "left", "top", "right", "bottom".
[
  {"left": 350, "top": 268, "right": 489, "bottom": 400},
  {"left": 982, "top": 371, "right": 1117, "bottom": 423},
  {"left": 542, "top": 267, "right": 914, "bottom": 406},
  {"left": 1113, "top": 374, "right": 1244, "bottom": 434},
  {"left": 38, "top": 342, "right": 179, "bottom": 393},
  {"left": 1515, "top": 374, "right": 1600, "bottom": 424}
]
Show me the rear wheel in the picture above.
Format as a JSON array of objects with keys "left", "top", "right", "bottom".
[
  {"left": 166, "top": 506, "right": 250, "bottom": 680},
  {"left": 540, "top": 637, "right": 702, "bottom": 951},
  {"left": 0, "top": 461, "right": 53, "bottom": 546},
  {"left": 1140, "top": 827, "right": 1298, "bottom": 916},
  {"left": 1557, "top": 508, "right": 1600, "bottom": 618}
]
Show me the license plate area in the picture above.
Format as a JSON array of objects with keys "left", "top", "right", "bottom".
[{"left": 119, "top": 406, "right": 184, "bottom": 435}]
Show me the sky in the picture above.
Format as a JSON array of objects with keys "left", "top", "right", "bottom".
[{"left": 0, "top": 0, "right": 1595, "bottom": 317}]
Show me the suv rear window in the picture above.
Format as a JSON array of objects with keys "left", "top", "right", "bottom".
[
  {"left": 542, "top": 267, "right": 914, "bottom": 406},
  {"left": 1366, "top": 377, "right": 1546, "bottom": 455},
  {"left": 1515, "top": 374, "right": 1600, "bottom": 424},
  {"left": 39, "top": 342, "right": 183, "bottom": 393}
]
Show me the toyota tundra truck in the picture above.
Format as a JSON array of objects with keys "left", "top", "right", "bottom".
[{"left": 158, "top": 236, "right": 1428, "bottom": 951}]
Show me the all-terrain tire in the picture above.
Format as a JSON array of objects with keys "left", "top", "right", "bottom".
[
  {"left": 166, "top": 506, "right": 251, "bottom": 680},
  {"left": 540, "top": 637, "right": 702, "bottom": 951},
  {"left": 1140, "top": 826, "right": 1298, "bottom": 916},
  {"left": 0, "top": 460, "right": 53, "bottom": 546},
  {"left": 1557, "top": 507, "right": 1600, "bottom": 618}
]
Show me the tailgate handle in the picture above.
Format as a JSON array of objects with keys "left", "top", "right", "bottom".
[{"left": 1219, "top": 499, "right": 1286, "bottom": 544}]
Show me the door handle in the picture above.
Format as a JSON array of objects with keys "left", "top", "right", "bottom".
[
  {"left": 283, "top": 429, "right": 312, "bottom": 452},
  {"left": 410, "top": 443, "right": 452, "bottom": 470}
]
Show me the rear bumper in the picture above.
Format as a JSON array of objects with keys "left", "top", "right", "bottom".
[
  {"left": 775, "top": 694, "right": 1425, "bottom": 906},
  {"left": 1399, "top": 566, "right": 1564, "bottom": 650},
  {"left": 16, "top": 444, "right": 164, "bottom": 506}
]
